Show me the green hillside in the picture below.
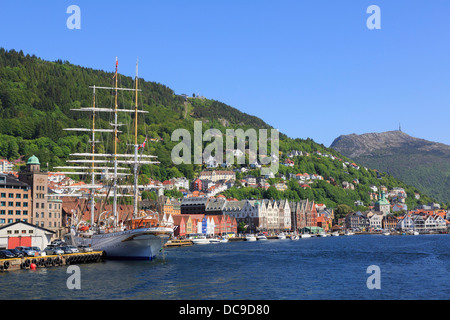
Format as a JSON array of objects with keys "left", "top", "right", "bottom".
[{"left": 0, "top": 48, "right": 444, "bottom": 212}]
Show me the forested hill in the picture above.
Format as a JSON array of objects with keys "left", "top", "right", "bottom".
[
  {"left": 0, "top": 48, "right": 444, "bottom": 210},
  {"left": 0, "top": 48, "right": 336, "bottom": 168}
]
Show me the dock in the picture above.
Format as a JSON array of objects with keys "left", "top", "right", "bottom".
[
  {"left": 0, "top": 251, "right": 104, "bottom": 272},
  {"left": 164, "top": 240, "right": 193, "bottom": 248}
]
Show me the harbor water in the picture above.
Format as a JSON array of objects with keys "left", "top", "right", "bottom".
[{"left": 0, "top": 234, "right": 448, "bottom": 300}]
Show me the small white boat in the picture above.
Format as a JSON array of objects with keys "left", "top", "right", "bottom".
[
  {"left": 413, "top": 231, "right": 419, "bottom": 235},
  {"left": 245, "top": 234, "right": 257, "bottom": 241},
  {"left": 291, "top": 235, "right": 300, "bottom": 240},
  {"left": 277, "top": 233, "right": 287, "bottom": 240},
  {"left": 208, "top": 238, "right": 221, "bottom": 244},
  {"left": 331, "top": 232, "right": 339, "bottom": 237},
  {"left": 219, "top": 237, "right": 229, "bottom": 243},
  {"left": 318, "top": 232, "right": 328, "bottom": 237},
  {"left": 300, "top": 233, "right": 311, "bottom": 238},
  {"left": 256, "top": 233, "right": 268, "bottom": 240},
  {"left": 344, "top": 231, "right": 354, "bottom": 236},
  {"left": 383, "top": 232, "right": 390, "bottom": 236},
  {"left": 190, "top": 235, "right": 210, "bottom": 244}
]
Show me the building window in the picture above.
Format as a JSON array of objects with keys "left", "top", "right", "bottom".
[
  {"left": 23, "top": 211, "right": 28, "bottom": 216},
  {"left": 16, "top": 210, "right": 20, "bottom": 215},
  {"left": 8, "top": 202, "right": 13, "bottom": 207},
  {"left": 1, "top": 193, "right": 5, "bottom": 198},
  {"left": 23, "top": 194, "right": 28, "bottom": 199},
  {"left": 8, "top": 193, "right": 13, "bottom": 198},
  {"left": 29, "top": 230, "right": 33, "bottom": 234},
  {"left": 8, "top": 210, "right": 13, "bottom": 215},
  {"left": 0, "top": 210, "right": 4, "bottom": 215},
  {"left": 0, "top": 219, "right": 5, "bottom": 224},
  {"left": 16, "top": 202, "right": 21, "bottom": 207},
  {"left": 16, "top": 194, "right": 21, "bottom": 199}
]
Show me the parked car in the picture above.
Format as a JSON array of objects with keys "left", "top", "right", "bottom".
[
  {"left": 0, "top": 250, "right": 15, "bottom": 259},
  {"left": 7, "top": 248, "right": 24, "bottom": 258},
  {"left": 61, "top": 245, "right": 79, "bottom": 254},
  {"left": 30, "top": 246, "right": 46, "bottom": 256},
  {"left": 15, "top": 246, "right": 37, "bottom": 257},
  {"left": 44, "top": 246, "right": 64, "bottom": 255},
  {"left": 51, "top": 239, "right": 65, "bottom": 246},
  {"left": 79, "top": 245, "right": 93, "bottom": 253}
]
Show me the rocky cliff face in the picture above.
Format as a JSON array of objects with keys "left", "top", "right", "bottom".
[{"left": 330, "top": 131, "right": 450, "bottom": 203}]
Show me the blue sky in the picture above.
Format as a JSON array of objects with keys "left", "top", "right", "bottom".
[{"left": 0, "top": 0, "right": 449, "bottom": 147}]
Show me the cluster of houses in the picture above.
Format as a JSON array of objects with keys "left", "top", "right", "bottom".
[
  {"left": 1, "top": 154, "right": 449, "bottom": 242},
  {"left": 344, "top": 209, "right": 448, "bottom": 233}
]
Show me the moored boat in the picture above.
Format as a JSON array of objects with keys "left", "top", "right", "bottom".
[
  {"left": 277, "top": 232, "right": 287, "bottom": 240},
  {"left": 256, "top": 233, "right": 268, "bottom": 240},
  {"left": 62, "top": 59, "right": 173, "bottom": 260}
]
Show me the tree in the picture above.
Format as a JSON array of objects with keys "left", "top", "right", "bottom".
[{"left": 334, "top": 204, "right": 353, "bottom": 221}]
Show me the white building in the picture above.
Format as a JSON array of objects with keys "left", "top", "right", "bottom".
[{"left": 0, "top": 221, "right": 55, "bottom": 250}]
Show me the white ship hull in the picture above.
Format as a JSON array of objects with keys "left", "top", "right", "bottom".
[{"left": 72, "top": 227, "right": 173, "bottom": 260}]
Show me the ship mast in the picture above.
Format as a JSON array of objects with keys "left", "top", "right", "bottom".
[
  {"left": 133, "top": 60, "right": 139, "bottom": 219},
  {"left": 90, "top": 85, "right": 96, "bottom": 227},
  {"left": 113, "top": 57, "right": 119, "bottom": 230},
  {"left": 58, "top": 57, "right": 160, "bottom": 232}
]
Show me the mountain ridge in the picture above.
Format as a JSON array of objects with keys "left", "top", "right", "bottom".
[{"left": 330, "top": 130, "right": 450, "bottom": 203}]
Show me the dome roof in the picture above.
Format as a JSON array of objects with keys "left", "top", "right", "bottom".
[{"left": 27, "top": 155, "right": 40, "bottom": 165}]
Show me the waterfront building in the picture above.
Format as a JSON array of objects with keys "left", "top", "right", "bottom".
[
  {"left": 205, "top": 197, "right": 227, "bottom": 215},
  {"left": 383, "top": 215, "right": 398, "bottom": 230},
  {"left": 366, "top": 211, "right": 384, "bottom": 230},
  {"left": 374, "top": 191, "right": 390, "bottom": 215},
  {"left": 0, "top": 220, "right": 55, "bottom": 250},
  {"left": 180, "top": 197, "right": 208, "bottom": 215},
  {"left": 18, "top": 156, "right": 62, "bottom": 237},
  {"left": 277, "top": 199, "right": 291, "bottom": 231},
  {"left": 397, "top": 215, "right": 414, "bottom": 231},
  {"left": 345, "top": 211, "right": 370, "bottom": 231},
  {"left": 173, "top": 215, "right": 187, "bottom": 238},
  {"left": 0, "top": 173, "right": 32, "bottom": 226}
]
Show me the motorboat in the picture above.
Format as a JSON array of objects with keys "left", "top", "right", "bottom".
[
  {"left": 256, "top": 233, "right": 268, "bottom": 241},
  {"left": 331, "top": 231, "right": 339, "bottom": 237},
  {"left": 245, "top": 234, "right": 257, "bottom": 241},
  {"left": 290, "top": 235, "right": 300, "bottom": 240},
  {"left": 277, "top": 233, "right": 287, "bottom": 240},
  {"left": 300, "top": 233, "right": 311, "bottom": 238},
  {"left": 189, "top": 235, "right": 210, "bottom": 244}
]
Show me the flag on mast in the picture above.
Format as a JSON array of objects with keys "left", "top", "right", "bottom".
[
  {"left": 138, "top": 138, "right": 147, "bottom": 150},
  {"left": 113, "top": 57, "right": 118, "bottom": 79}
]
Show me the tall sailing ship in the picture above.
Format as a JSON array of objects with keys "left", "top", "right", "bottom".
[{"left": 58, "top": 58, "right": 173, "bottom": 260}]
